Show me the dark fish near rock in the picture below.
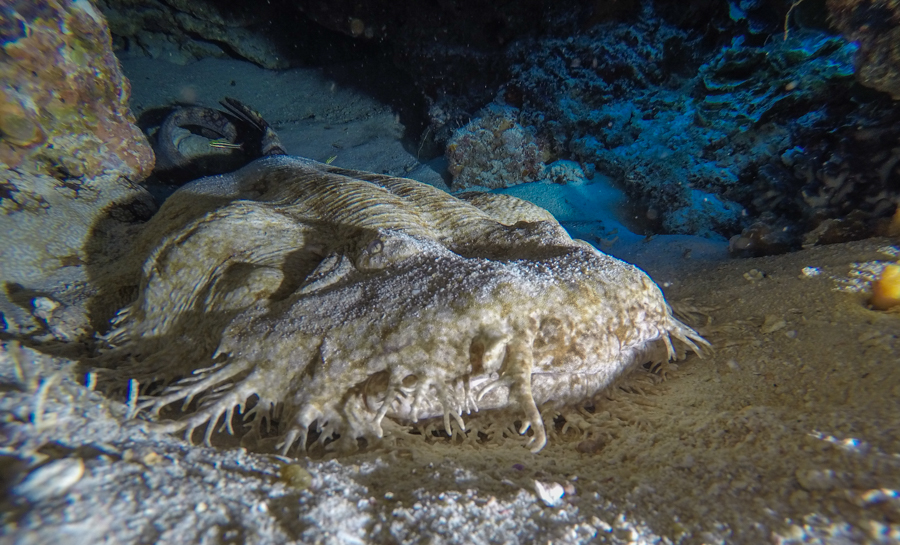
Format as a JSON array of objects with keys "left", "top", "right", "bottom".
[{"left": 153, "top": 97, "right": 285, "bottom": 183}]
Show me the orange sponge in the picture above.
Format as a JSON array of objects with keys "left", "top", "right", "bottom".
[{"left": 870, "top": 263, "right": 900, "bottom": 311}]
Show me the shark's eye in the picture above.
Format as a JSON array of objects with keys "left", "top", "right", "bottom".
[{"left": 366, "top": 238, "right": 384, "bottom": 255}]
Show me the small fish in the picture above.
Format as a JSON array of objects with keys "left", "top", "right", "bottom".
[
  {"left": 209, "top": 139, "right": 243, "bottom": 150},
  {"left": 325, "top": 155, "right": 337, "bottom": 164}
]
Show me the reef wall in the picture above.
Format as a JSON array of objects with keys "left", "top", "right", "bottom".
[{"left": 828, "top": 0, "right": 900, "bottom": 99}]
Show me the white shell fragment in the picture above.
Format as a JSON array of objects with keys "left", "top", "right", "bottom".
[
  {"left": 13, "top": 457, "right": 85, "bottom": 502},
  {"left": 533, "top": 479, "right": 566, "bottom": 507}
]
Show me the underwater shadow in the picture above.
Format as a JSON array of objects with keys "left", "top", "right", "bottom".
[{"left": 320, "top": 58, "right": 431, "bottom": 159}]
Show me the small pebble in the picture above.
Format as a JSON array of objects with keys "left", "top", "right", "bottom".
[
  {"left": 795, "top": 468, "right": 837, "bottom": 491},
  {"left": 800, "top": 266, "right": 821, "bottom": 278},
  {"left": 533, "top": 479, "right": 565, "bottom": 507},
  {"left": 280, "top": 464, "right": 313, "bottom": 489},
  {"left": 743, "top": 269, "right": 765, "bottom": 282},
  {"left": 760, "top": 314, "right": 787, "bottom": 334}
]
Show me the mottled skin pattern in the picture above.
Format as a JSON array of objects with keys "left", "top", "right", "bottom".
[{"left": 103, "top": 155, "right": 707, "bottom": 454}]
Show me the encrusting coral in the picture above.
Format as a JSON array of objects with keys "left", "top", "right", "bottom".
[
  {"left": 99, "top": 155, "right": 707, "bottom": 454},
  {"left": 446, "top": 105, "right": 547, "bottom": 191}
]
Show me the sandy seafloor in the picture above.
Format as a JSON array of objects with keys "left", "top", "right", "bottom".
[{"left": 2, "top": 58, "right": 900, "bottom": 544}]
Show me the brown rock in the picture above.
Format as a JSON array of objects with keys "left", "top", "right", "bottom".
[
  {"left": 828, "top": 0, "right": 900, "bottom": 99},
  {"left": 0, "top": 0, "right": 153, "bottom": 178},
  {"left": 0, "top": 0, "right": 156, "bottom": 336}
]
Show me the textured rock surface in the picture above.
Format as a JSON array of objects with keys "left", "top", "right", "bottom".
[
  {"left": 91, "top": 0, "right": 900, "bottom": 249},
  {"left": 495, "top": 5, "right": 900, "bottom": 250},
  {"left": 0, "top": 0, "right": 152, "bottom": 178},
  {"left": 97, "top": 0, "right": 312, "bottom": 69},
  {"left": 99, "top": 155, "right": 705, "bottom": 455},
  {"left": 0, "top": 0, "right": 154, "bottom": 336},
  {"left": 446, "top": 105, "right": 548, "bottom": 191},
  {"left": 828, "top": 0, "right": 900, "bottom": 99}
]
